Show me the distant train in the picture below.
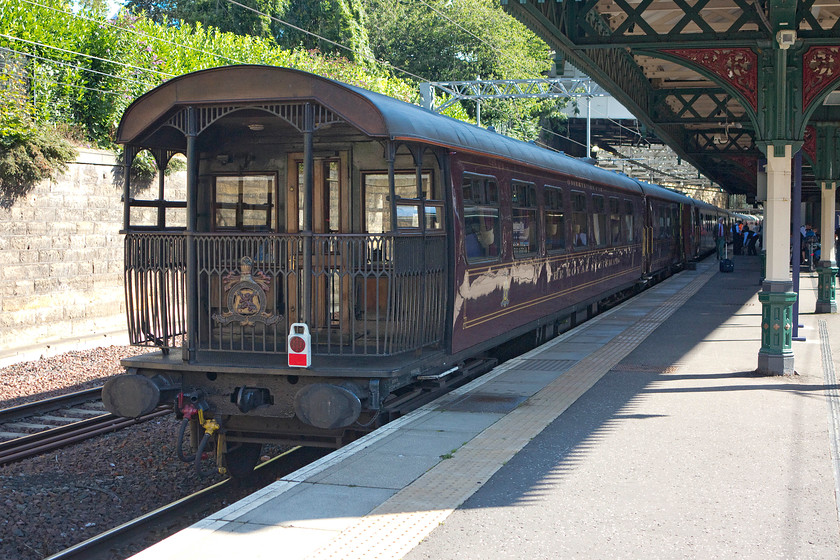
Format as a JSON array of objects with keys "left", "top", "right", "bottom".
[{"left": 102, "top": 65, "right": 730, "bottom": 476}]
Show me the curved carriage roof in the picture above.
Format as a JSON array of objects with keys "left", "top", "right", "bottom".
[{"left": 117, "top": 65, "right": 639, "bottom": 193}]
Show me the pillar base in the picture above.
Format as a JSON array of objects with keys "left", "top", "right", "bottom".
[
  {"left": 757, "top": 351, "right": 794, "bottom": 376},
  {"left": 757, "top": 283, "right": 796, "bottom": 376},
  {"left": 815, "top": 262, "right": 838, "bottom": 314}
]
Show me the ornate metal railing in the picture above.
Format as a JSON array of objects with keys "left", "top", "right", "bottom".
[
  {"left": 125, "top": 233, "right": 187, "bottom": 349},
  {"left": 124, "top": 232, "right": 447, "bottom": 357}
]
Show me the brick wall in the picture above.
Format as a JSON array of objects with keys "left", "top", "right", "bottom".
[{"left": 0, "top": 148, "right": 184, "bottom": 362}]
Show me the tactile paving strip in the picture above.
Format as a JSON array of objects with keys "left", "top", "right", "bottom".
[{"left": 305, "top": 263, "right": 718, "bottom": 560}]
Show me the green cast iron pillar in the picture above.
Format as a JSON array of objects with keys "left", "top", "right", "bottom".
[
  {"left": 758, "top": 290, "right": 797, "bottom": 375},
  {"left": 816, "top": 264, "right": 838, "bottom": 313},
  {"left": 813, "top": 124, "right": 839, "bottom": 313},
  {"left": 816, "top": 180, "right": 837, "bottom": 313},
  {"left": 757, "top": 143, "right": 796, "bottom": 375}
]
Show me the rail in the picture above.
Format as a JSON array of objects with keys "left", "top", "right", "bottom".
[{"left": 125, "top": 232, "right": 447, "bottom": 357}]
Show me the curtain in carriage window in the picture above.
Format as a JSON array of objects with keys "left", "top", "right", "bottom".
[
  {"left": 571, "top": 191, "right": 588, "bottom": 248},
  {"left": 545, "top": 186, "right": 566, "bottom": 252},
  {"left": 512, "top": 181, "right": 538, "bottom": 257},
  {"left": 591, "top": 194, "right": 607, "bottom": 246}
]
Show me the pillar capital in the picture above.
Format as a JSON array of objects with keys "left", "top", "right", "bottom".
[{"left": 757, "top": 141, "right": 800, "bottom": 159}]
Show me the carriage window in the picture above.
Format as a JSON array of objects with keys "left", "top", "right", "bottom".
[
  {"left": 592, "top": 194, "right": 606, "bottom": 246},
  {"left": 672, "top": 207, "right": 680, "bottom": 239},
  {"left": 609, "top": 197, "right": 621, "bottom": 245},
  {"left": 425, "top": 204, "right": 443, "bottom": 230},
  {"left": 297, "top": 160, "right": 341, "bottom": 233},
  {"left": 624, "top": 200, "right": 635, "bottom": 243},
  {"left": 658, "top": 207, "right": 669, "bottom": 238},
  {"left": 463, "top": 174, "right": 500, "bottom": 262},
  {"left": 512, "top": 181, "right": 538, "bottom": 257},
  {"left": 545, "top": 186, "right": 565, "bottom": 252},
  {"left": 571, "top": 191, "right": 588, "bottom": 248},
  {"left": 364, "top": 172, "right": 432, "bottom": 233},
  {"left": 214, "top": 175, "right": 276, "bottom": 231}
]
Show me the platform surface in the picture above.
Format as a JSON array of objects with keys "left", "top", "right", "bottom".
[{"left": 130, "top": 255, "right": 840, "bottom": 560}]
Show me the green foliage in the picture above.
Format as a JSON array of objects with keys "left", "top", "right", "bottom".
[
  {"left": 276, "top": 0, "right": 373, "bottom": 62},
  {"left": 0, "top": 36, "right": 76, "bottom": 204},
  {"left": 124, "top": 0, "right": 373, "bottom": 63},
  {"left": 0, "top": 0, "right": 416, "bottom": 151},
  {"left": 365, "top": 0, "right": 548, "bottom": 81},
  {"left": 0, "top": 0, "right": 563, "bottom": 177},
  {"left": 363, "top": 0, "right": 563, "bottom": 142},
  {"left": 0, "top": 127, "right": 76, "bottom": 206}
]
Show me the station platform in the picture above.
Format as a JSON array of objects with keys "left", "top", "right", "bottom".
[{"left": 130, "top": 255, "right": 840, "bottom": 559}]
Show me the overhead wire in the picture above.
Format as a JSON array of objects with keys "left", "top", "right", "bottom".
[
  {"left": 408, "top": 0, "right": 706, "bottom": 184},
  {"left": 0, "top": 33, "right": 173, "bottom": 78},
  {"left": 413, "top": 0, "right": 539, "bottom": 78},
  {"left": 224, "top": 0, "right": 431, "bottom": 83},
  {"left": 1, "top": 45, "right": 157, "bottom": 88},
  {"left": 36, "top": 76, "right": 134, "bottom": 97},
  {"left": 6, "top": 0, "right": 698, "bottom": 185},
  {"left": 17, "top": 0, "right": 246, "bottom": 66}
]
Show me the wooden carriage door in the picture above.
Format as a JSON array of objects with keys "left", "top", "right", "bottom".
[{"left": 286, "top": 152, "right": 350, "bottom": 330}]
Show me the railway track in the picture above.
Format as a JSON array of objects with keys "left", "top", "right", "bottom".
[
  {"left": 0, "top": 388, "right": 170, "bottom": 465},
  {"left": 45, "top": 446, "right": 330, "bottom": 560}
]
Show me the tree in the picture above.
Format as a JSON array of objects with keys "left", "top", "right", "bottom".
[
  {"left": 275, "top": 0, "right": 373, "bottom": 62},
  {"left": 362, "top": 0, "right": 563, "bottom": 142},
  {"left": 124, "top": 0, "right": 373, "bottom": 62},
  {"left": 124, "top": 0, "right": 284, "bottom": 41},
  {"left": 363, "top": 0, "right": 549, "bottom": 82}
]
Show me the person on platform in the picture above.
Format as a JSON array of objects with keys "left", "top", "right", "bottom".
[
  {"left": 748, "top": 228, "right": 759, "bottom": 255},
  {"left": 803, "top": 224, "right": 816, "bottom": 264},
  {"left": 715, "top": 218, "right": 726, "bottom": 260},
  {"left": 731, "top": 221, "right": 742, "bottom": 255}
]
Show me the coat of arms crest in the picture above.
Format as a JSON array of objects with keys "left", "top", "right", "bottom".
[{"left": 212, "top": 256, "right": 281, "bottom": 326}]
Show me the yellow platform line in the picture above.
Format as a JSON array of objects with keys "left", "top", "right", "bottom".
[{"left": 306, "top": 264, "right": 717, "bottom": 560}]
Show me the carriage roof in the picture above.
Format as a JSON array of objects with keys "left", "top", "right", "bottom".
[{"left": 117, "top": 65, "right": 641, "bottom": 194}]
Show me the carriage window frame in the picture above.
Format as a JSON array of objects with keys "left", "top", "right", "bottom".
[
  {"left": 296, "top": 159, "right": 342, "bottom": 233},
  {"left": 511, "top": 180, "right": 538, "bottom": 258},
  {"left": 591, "top": 194, "right": 607, "bottom": 247},
  {"left": 545, "top": 185, "right": 566, "bottom": 253},
  {"left": 463, "top": 173, "right": 501, "bottom": 264},
  {"left": 571, "top": 190, "right": 588, "bottom": 249},
  {"left": 212, "top": 173, "right": 277, "bottom": 232},
  {"left": 609, "top": 196, "right": 621, "bottom": 245},
  {"left": 624, "top": 200, "right": 635, "bottom": 243},
  {"left": 363, "top": 170, "right": 434, "bottom": 233}
]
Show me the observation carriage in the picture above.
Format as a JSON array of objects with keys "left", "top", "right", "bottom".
[{"left": 103, "top": 65, "right": 722, "bottom": 476}]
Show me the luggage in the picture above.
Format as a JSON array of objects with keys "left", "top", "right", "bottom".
[{"left": 720, "top": 243, "right": 734, "bottom": 273}]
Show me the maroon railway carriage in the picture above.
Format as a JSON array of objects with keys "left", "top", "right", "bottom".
[{"left": 102, "top": 65, "right": 723, "bottom": 476}]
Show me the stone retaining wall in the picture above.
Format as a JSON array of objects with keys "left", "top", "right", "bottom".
[{"left": 0, "top": 148, "right": 183, "bottom": 362}]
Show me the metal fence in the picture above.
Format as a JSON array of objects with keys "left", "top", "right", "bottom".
[{"left": 125, "top": 232, "right": 447, "bottom": 357}]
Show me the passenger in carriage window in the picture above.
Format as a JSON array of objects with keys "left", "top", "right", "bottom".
[
  {"left": 574, "top": 225, "right": 587, "bottom": 247},
  {"left": 466, "top": 222, "right": 483, "bottom": 258}
]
